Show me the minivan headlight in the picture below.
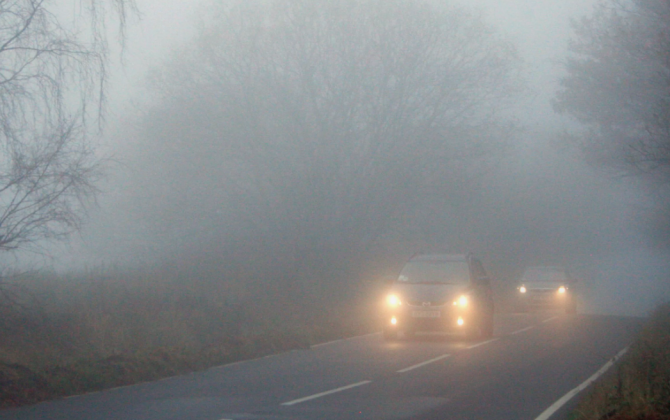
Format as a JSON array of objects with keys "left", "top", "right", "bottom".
[
  {"left": 558, "top": 286, "right": 566, "bottom": 294},
  {"left": 387, "top": 294, "right": 401, "bottom": 306},
  {"left": 453, "top": 295, "right": 468, "bottom": 307},
  {"left": 519, "top": 286, "right": 527, "bottom": 293}
]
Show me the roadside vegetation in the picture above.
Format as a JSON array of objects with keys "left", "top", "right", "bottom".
[
  {"left": 570, "top": 303, "right": 670, "bottom": 420},
  {"left": 0, "top": 267, "right": 386, "bottom": 409}
]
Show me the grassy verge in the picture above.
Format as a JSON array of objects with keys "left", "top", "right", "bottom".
[
  {"left": 0, "top": 333, "right": 315, "bottom": 408},
  {"left": 570, "top": 303, "right": 670, "bottom": 420},
  {"left": 0, "top": 269, "right": 384, "bottom": 409}
]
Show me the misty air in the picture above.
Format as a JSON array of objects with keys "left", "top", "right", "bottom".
[{"left": 0, "top": 0, "right": 669, "bottom": 419}]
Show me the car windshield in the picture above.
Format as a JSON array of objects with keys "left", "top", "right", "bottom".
[
  {"left": 522, "top": 267, "right": 567, "bottom": 283},
  {"left": 397, "top": 260, "right": 470, "bottom": 284}
]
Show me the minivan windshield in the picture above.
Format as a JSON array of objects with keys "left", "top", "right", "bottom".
[
  {"left": 522, "top": 267, "right": 568, "bottom": 283},
  {"left": 397, "top": 260, "right": 470, "bottom": 284}
]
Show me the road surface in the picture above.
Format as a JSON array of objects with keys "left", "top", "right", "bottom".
[{"left": 0, "top": 312, "right": 642, "bottom": 420}]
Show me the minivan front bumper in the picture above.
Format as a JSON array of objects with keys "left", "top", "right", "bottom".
[{"left": 386, "top": 304, "right": 472, "bottom": 333}]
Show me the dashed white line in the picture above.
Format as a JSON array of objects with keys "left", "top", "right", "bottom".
[
  {"left": 397, "top": 354, "right": 451, "bottom": 373},
  {"left": 466, "top": 338, "right": 499, "bottom": 349},
  {"left": 542, "top": 316, "right": 558, "bottom": 323},
  {"left": 510, "top": 326, "right": 534, "bottom": 335},
  {"left": 280, "top": 380, "right": 372, "bottom": 406},
  {"left": 534, "top": 346, "right": 629, "bottom": 420}
]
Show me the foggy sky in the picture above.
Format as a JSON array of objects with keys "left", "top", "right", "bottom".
[
  {"left": 112, "top": 0, "right": 597, "bottom": 126},
  {"left": 35, "top": 0, "right": 669, "bottom": 317}
]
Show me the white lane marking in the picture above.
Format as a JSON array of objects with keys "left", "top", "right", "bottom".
[
  {"left": 397, "top": 354, "right": 451, "bottom": 373},
  {"left": 281, "top": 380, "right": 372, "bottom": 406},
  {"left": 534, "top": 346, "right": 629, "bottom": 420},
  {"left": 311, "top": 332, "right": 380, "bottom": 348},
  {"left": 466, "top": 338, "right": 499, "bottom": 349},
  {"left": 510, "top": 326, "right": 534, "bottom": 335},
  {"left": 542, "top": 316, "right": 558, "bottom": 323}
]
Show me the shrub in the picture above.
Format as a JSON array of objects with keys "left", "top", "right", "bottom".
[{"left": 571, "top": 303, "right": 670, "bottom": 419}]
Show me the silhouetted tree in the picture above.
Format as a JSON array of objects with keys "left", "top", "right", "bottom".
[
  {"left": 132, "top": 0, "right": 523, "bottom": 293},
  {"left": 0, "top": 0, "right": 136, "bottom": 253},
  {"left": 554, "top": 0, "right": 670, "bottom": 182}
]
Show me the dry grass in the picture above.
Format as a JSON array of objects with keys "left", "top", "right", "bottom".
[
  {"left": 0, "top": 267, "right": 383, "bottom": 408},
  {"left": 570, "top": 303, "right": 670, "bottom": 420}
]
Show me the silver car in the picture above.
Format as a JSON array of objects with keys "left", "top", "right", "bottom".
[{"left": 515, "top": 266, "right": 577, "bottom": 313}]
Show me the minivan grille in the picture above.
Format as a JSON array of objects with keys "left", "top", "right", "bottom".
[{"left": 528, "top": 289, "right": 556, "bottom": 303}]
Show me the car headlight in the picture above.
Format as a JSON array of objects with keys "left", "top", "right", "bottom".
[
  {"left": 453, "top": 295, "right": 468, "bottom": 307},
  {"left": 387, "top": 294, "right": 401, "bottom": 306},
  {"left": 558, "top": 286, "right": 566, "bottom": 294},
  {"left": 519, "top": 286, "right": 527, "bottom": 293}
]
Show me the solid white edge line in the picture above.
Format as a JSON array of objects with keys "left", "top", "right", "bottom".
[
  {"left": 542, "top": 316, "right": 558, "bottom": 323},
  {"left": 534, "top": 346, "right": 629, "bottom": 420},
  {"left": 397, "top": 354, "right": 451, "bottom": 373},
  {"left": 310, "top": 332, "right": 380, "bottom": 348},
  {"left": 281, "top": 380, "right": 372, "bottom": 406},
  {"left": 466, "top": 338, "right": 499, "bottom": 349},
  {"left": 510, "top": 326, "right": 534, "bottom": 335}
]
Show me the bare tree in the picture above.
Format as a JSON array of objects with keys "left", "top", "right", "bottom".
[
  {"left": 554, "top": 0, "right": 670, "bottom": 183},
  {"left": 131, "top": 0, "right": 523, "bottom": 294},
  {"left": 0, "top": 0, "right": 135, "bottom": 252}
]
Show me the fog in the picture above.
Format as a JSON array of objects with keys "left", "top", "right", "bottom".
[{"left": 27, "top": 0, "right": 670, "bottom": 317}]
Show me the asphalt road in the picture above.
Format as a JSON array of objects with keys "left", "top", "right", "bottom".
[{"left": 0, "top": 312, "right": 642, "bottom": 420}]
